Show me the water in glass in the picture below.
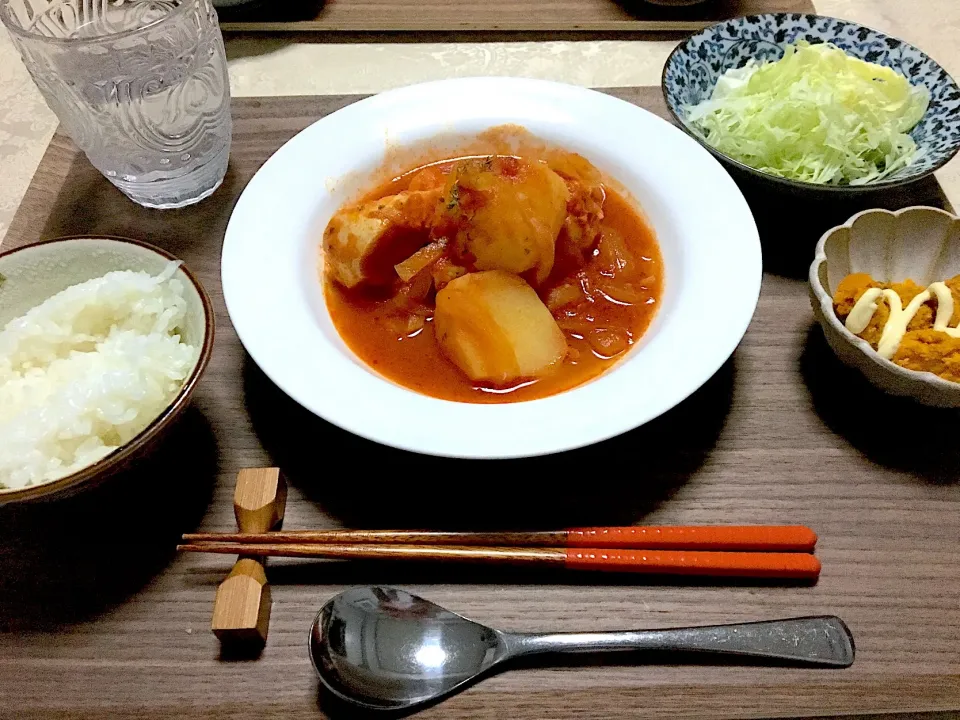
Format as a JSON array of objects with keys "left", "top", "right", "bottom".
[{"left": 1, "top": 0, "right": 232, "bottom": 209}]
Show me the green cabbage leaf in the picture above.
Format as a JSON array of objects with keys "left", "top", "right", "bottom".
[{"left": 686, "top": 42, "right": 930, "bottom": 185}]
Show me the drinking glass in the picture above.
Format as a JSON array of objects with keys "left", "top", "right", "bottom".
[{"left": 1, "top": 0, "right": 232, "bottom": 209}]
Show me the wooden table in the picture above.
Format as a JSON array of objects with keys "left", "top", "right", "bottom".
[
  {"left": 0, "top": 90, "right": 958, "bottom": 720},
  {"left": 216, "top": 0, "right": 816, "bottom": 33}
]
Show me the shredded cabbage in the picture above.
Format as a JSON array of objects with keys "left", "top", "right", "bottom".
[{"left": 686, "top": 42, "right": 930, "bottom": 185}]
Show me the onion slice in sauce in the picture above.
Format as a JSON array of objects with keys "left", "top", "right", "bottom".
[{"left": 395, "top": 239, "right": 447, "bottom": 282}]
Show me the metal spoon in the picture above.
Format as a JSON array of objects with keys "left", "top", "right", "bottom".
[{"left": 309, "top": 586, "right": 854, "bottom": 712}]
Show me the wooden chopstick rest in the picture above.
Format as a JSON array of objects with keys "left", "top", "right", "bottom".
[{"left": 211, "top": 468, "right": 287, "bottom": 648}]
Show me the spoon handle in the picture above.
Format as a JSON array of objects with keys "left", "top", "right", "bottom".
[{"left": 504, "top": 616, "right": 854, "bottom": 667}]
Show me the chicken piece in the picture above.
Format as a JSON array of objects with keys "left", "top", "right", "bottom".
[
  {"left": 547, "top": 150, "right": 606, "bottom": 254},
  {"left": 323, "top": 189, "right": 442, "bottom": 288},
  {"left": 436, "top": 156, "right": 569, "bottom": 286},
  {"left": 435, "top": 270, "right": 567, "bottom": 386}
]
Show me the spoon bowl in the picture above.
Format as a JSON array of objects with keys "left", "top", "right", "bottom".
[
  {"left": 309, "top": 586, "right": 855, "bottom": 713},
  {"left": 310, "top": 586, "right": 506, "bottom": 710}
]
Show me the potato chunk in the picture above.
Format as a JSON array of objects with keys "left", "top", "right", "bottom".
[
  {"left": 435, "top": 270, "right": 567, "bottom": 386},
  {"left": 437, "top": 157, "right": 569, "bottom": 285},
  {"left": 324, "top": 189, "right": 441, "bottom": 288}
]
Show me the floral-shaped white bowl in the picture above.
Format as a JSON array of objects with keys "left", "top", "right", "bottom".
[{"left": 810, "top": 206, "right": 960, "bottom": 406}]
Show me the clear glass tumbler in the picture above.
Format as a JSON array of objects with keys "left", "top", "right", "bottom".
[{"left": 1, "top": 0, "right": 232, "bottom": 209}]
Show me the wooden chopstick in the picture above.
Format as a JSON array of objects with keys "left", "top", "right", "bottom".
[
  {"left": 177, "top": 542, "right": 821, "bottom": 580},
  {"left": 181, "top": 525, "right": 817, "bottom": 552}
]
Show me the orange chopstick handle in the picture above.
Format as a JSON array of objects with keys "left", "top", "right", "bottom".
[
  {"left": 564, "top": 549, "right": 821, "bottom": 579},
  {"left": 565, "top": 526, "right": 817, "bottom": 552}
]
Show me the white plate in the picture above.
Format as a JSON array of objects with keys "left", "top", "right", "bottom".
[{"left": 222, "top": 77, "right": 761, "bottom": 459}]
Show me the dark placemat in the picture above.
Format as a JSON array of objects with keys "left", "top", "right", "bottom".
[
  {"left": 0, "top": 90, "right": 958, "bottom": 720},
  {"left": 216, "top": 0, "right": 817, "bottom": 34}
]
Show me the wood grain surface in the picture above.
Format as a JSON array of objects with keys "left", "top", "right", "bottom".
[
  {"left": 217, "top": 0, "right": 816, "bottom": 33},
  {"left": 0, "top": 90, "right": 958, "bottom": 720}
]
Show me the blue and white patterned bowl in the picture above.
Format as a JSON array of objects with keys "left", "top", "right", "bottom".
[{"left": 662, "top": 14, "right": 960, "bottom": 194}]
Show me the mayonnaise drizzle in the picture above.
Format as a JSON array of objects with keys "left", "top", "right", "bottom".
[{"left": 845, "top": 281, "right": 960, "bottom": 359}]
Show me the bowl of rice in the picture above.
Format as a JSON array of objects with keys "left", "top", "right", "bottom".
[{"left": 0, "top": 235, "right": 214, "bottom": 503}]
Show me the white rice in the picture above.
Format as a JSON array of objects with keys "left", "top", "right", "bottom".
[{"left": 0, "top": 262, "right": 199, "bottom": 490}]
